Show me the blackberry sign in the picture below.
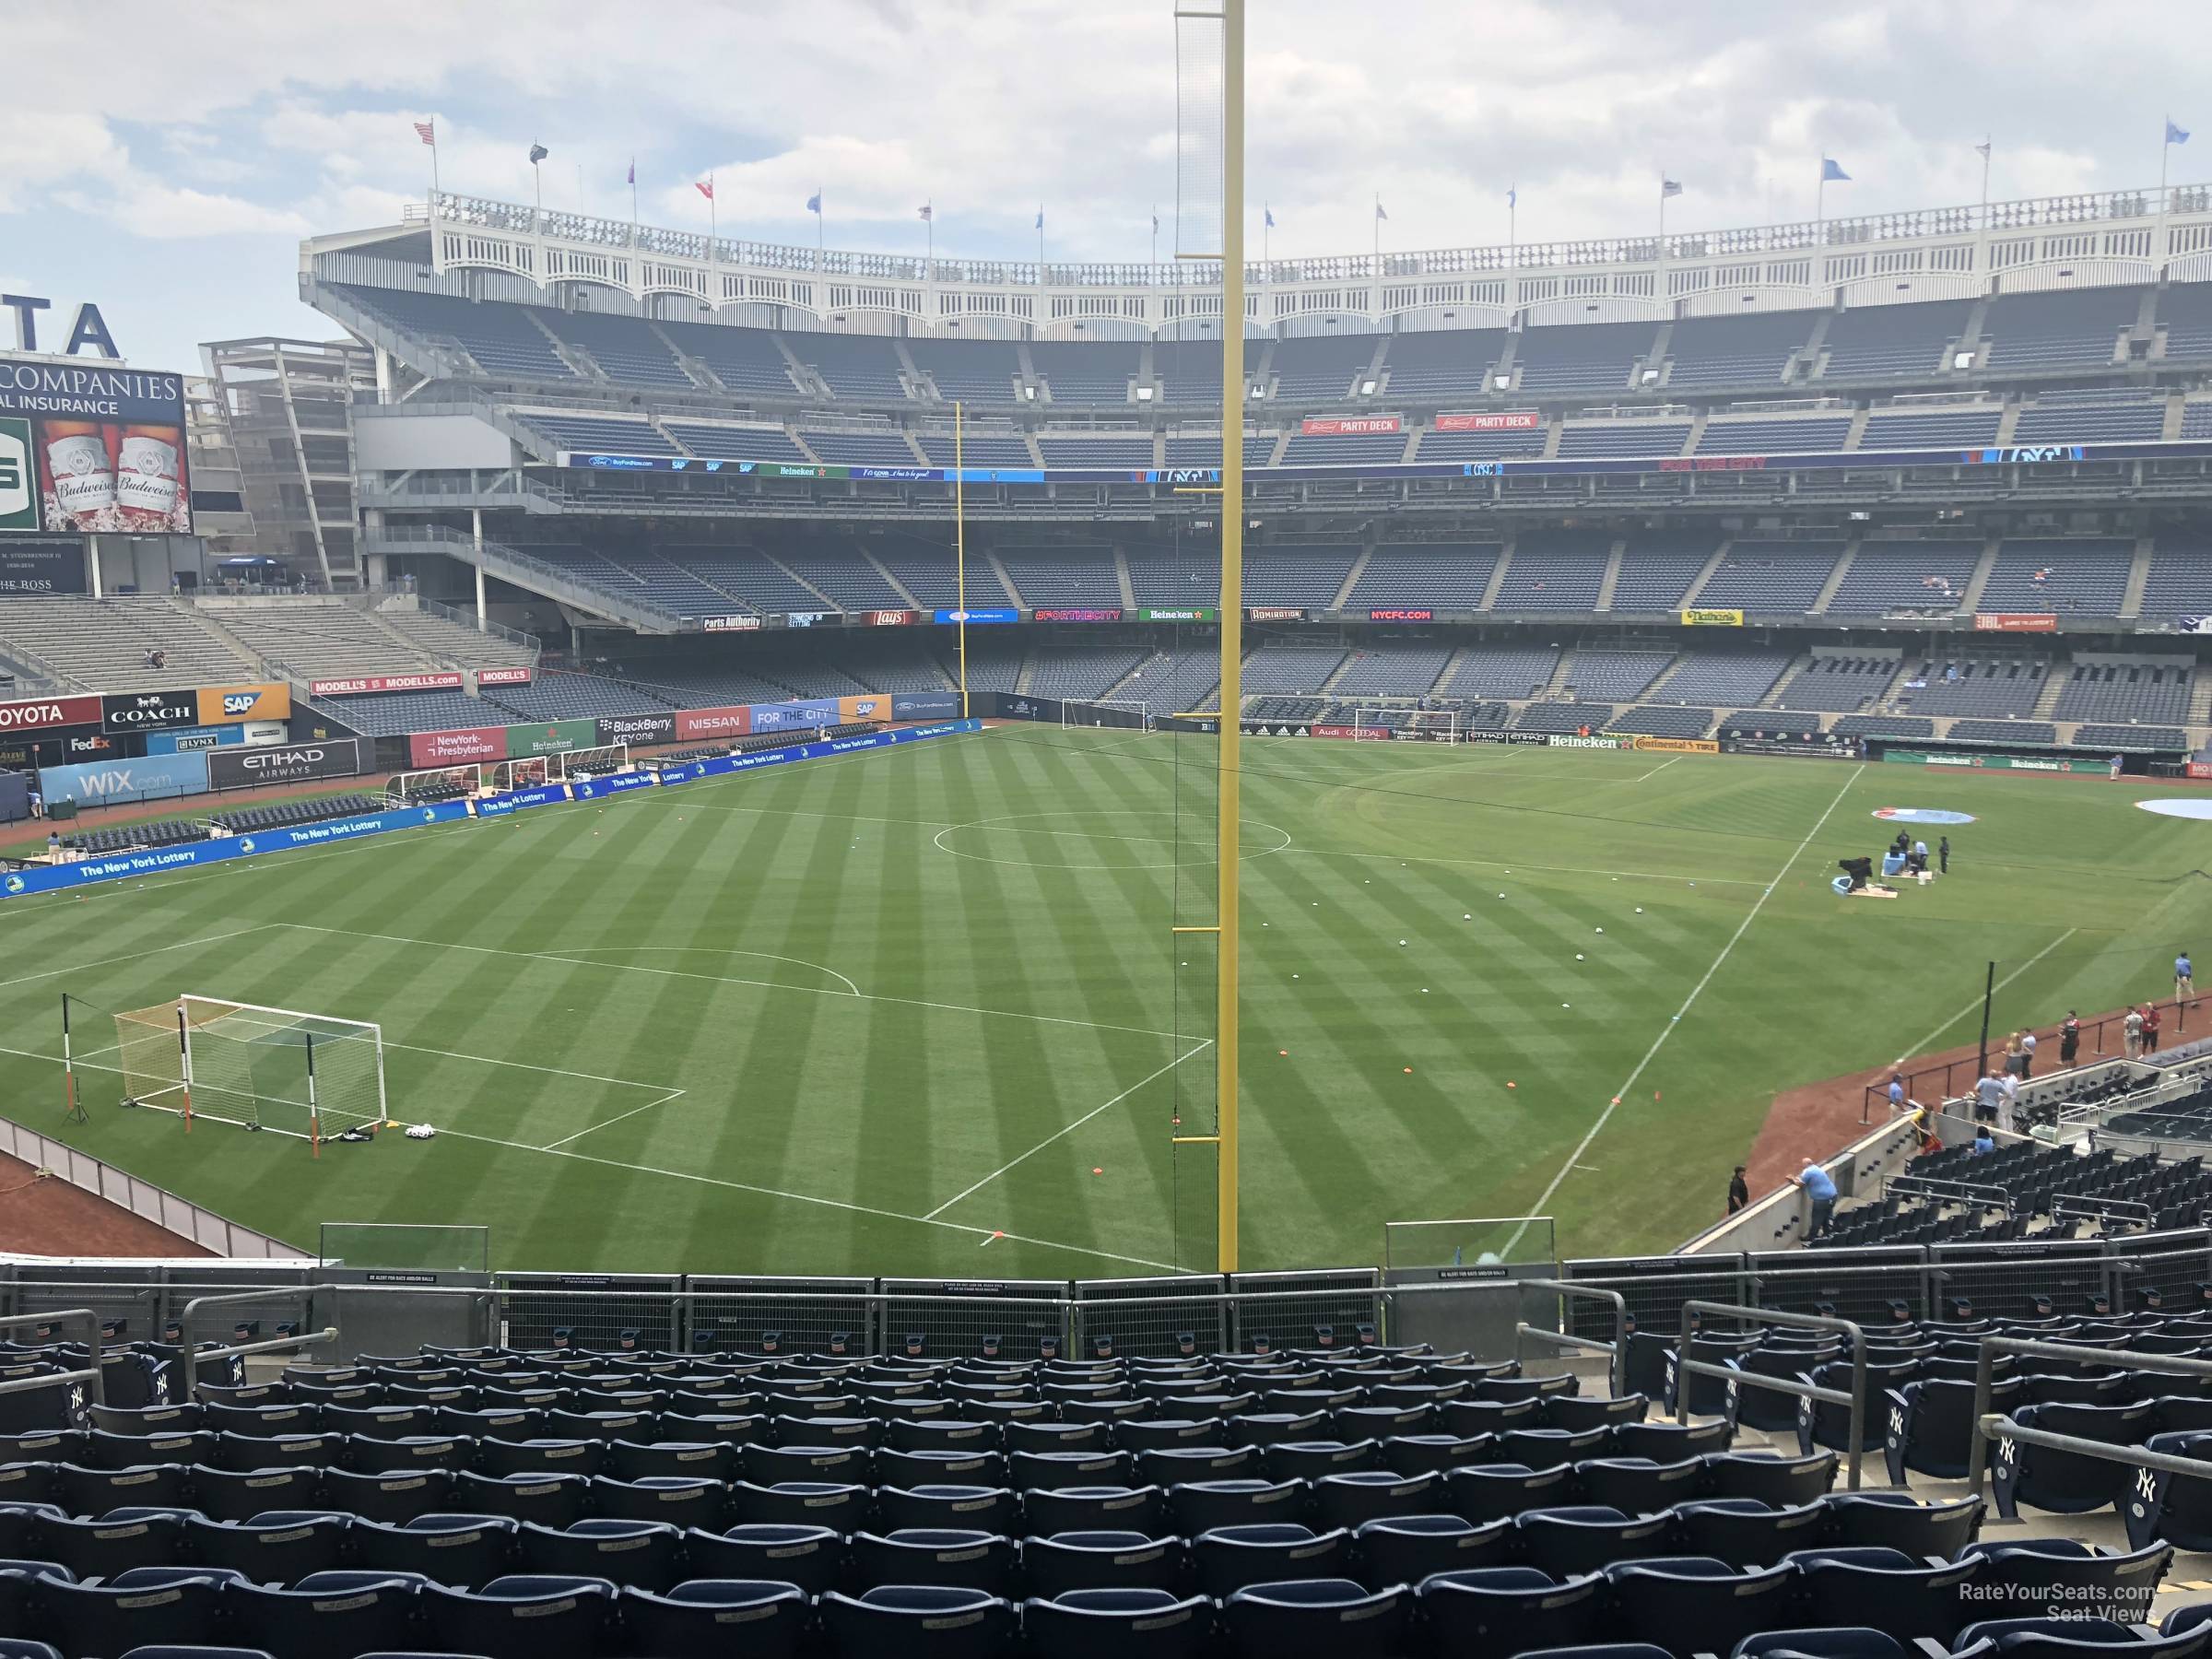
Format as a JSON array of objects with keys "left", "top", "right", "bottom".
[
  {"left": 206, "top": 739, "right": 364, "bottom": 790},
  {"left": 595, "top": 712, "right": 677, "bottom": 748}
]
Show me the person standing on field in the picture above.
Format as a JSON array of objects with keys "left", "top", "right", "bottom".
[
  {"left": 2180, "top": 952, "right": 2195, "bottom": 1000},
  {"left": 1939, "top": 835, "right": 1950, "bottom": 875},
  {"left": 2144, "top": 1002, "right": 2163, "bottom": 1056},
  {"left": 1727, "top": 1166, "right": 1749, "bottom": 1214},
  {"left": 2060, "top": 1011, "right": 2080, "bottom": 1067},
  {"left": 1888, "top": 1075, "right": 1906, "bottom": 1113},
  {"left": 2019, "top": 1029, "right": 2037, "bottom": 1078},
  {"left": 2111, "top": 753, "right": 2125, "bottom": 781},
  {"left": 2125, "top": 1006, "right": 2146, "bottom": 1058}
]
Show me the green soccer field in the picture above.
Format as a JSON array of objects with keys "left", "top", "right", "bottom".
[{"left": 3, "top": 724, "right": 2208, "bottom": 1277}]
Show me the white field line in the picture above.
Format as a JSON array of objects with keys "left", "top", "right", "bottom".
[
  {"left": 538, "top": 1088, "right": 688, "bottom": 1151},
  {"left": 924, "top": 1042, "right": 1213, "bottom": 1221},
  {"left": 276, "top": 923, "right": 1193, "bottom": 1042},
  {"left": 0, "top": 924, "right": 281, "bottom": 991},
  {"left": 1891, "top": 927, "right": 2081, "bottom": 1065},
  {"left": 425, "top": 1122, "right": 1182, "bottom": 1274},
  {"left": 1506, "top": 763, "right": 1868, "bottom": 1253},
  {"left": 1628, "top": 756, "right": 1684, "bottom": 783},
  {"left": 546, "top": 947, "right": 860, "bottom": 998},
  {"left": 1275, "top": 845, "right": 1770, "bottom": 888},
  {"left": 0, "top": 1039, "right": 1178, "bottom": 1274}
]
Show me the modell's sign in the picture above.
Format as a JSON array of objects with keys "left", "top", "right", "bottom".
[
  {"left": 1300, "top": 416, "right": 1402, "bottom": 436},
  {"left": 1434, "top": 411, "right": 1541, "bottom": 432},
  {"left": 477, "top": 665, "right": 534, "bottom": 687},
  {"left": 311, "top": 672, "right": 464, "bottom": 696},
  {"left": 0, "top": 692, "right": 98, "bottom": 733}
]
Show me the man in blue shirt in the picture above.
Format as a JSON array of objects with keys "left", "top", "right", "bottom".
[
  {"left": 2180, "top": 953, "right": 2194, "bottom": 1000},
  {"left": 1797, "top": 1160, "right": 1838, "bottom": 1240},
  {"left": 1888, "top": 1076, "right": 1906, "bottom": 1113}
]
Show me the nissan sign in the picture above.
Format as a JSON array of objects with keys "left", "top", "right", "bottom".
[
  {"left": 100, "top": 689, "right": 199, "bottom": 732},
  {"left": 206, "top": 738, "right": 364, "bottom": 790}
]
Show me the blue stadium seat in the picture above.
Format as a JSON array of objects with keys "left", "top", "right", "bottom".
[
  {"left": 1787, "top": 1546, "right": 1982, "bottom": 1642},
  {"left": 1416, "top": 1567, "right": 1604, "bottom": 1654},
  {"left": 418, "top": 1575, "right": 614, "bottom": 1659},
  {"left": 1350, "top": 1512, "right": 1509, "bottom": 1587},
  {"left": 1020, "top": 1530, "right": 1182, "bottom": 1596},
  {"left": 818, "top": 1584, "right": 1019, "bottom": 1658},
  {"left": 1516, "top": 1506, "right": 1676, "bottom": 1578},
  {"left": 1673, "top": 1497, "right": 1826, "bottom": 1565},
  {"left": 350, "top": 1514, "right": 517, "bottom": 1588},
  {"left": 1822, "top": 1490, "right": 1983, "bottom": 1554},
  {"left": 184, "top": 1512, "right": 348, "bottom": 1583},
  {"left": 1023, "top": 1485, "right": 1167, "bottom": 1535},
  {"left": 1191, "top": 1523, "right": 1350, "bottom": 1596},
  {"left": 1732, "top": 1631, "right": 1911, "bottom": 1659},
  {"left": 849, "top": 1527, "right": 1015, "bottom": 1594},
  {"left": 33, "top": 1570, "right": 228, "bottom": 1658},
  {"left": 1219, "top": 1577, "right": 1408, "bottom": 1659},
  {"left": 1949, "top": 1618, "right": 2209, "bottom": 1659},
  {"left": 680, "top": 1523, "right": 843, "bottom": 1594},
  {"left": 616, "top": 1579, "right": 809, "bottom": 1659},
  {"left": 1959, "top": 1539, "right": 2171, "bottom": 1627},
  {"left": 1603, "top": 1557, "right": 1798, "bottom": 1659},
  {"left": 230, "top": 1573, "right": 426, "bottom": 1659},
  {"left": 516, "top": 1518, "right": 681, "bottom": 1592},
  {"left": 1022, "top": 1588, "right": 1213, "bottom": 1659}
]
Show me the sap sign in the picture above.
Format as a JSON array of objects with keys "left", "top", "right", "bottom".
[
  {"left": 38, "top": 750, "right": 208, "bottom": 806},
  {"left": 1, "top": 297, "right": 121, "bottom": 359}
]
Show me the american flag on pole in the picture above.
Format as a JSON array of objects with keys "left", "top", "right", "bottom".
[
  {"left": 413, "top": 121, "right": 436, "bottom": 147},
  {"left": 695, "top": 178, "right": 714, "bottom": 201}
]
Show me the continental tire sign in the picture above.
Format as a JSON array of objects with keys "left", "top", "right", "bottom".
[
  {"left": 206, "top": 738, "right": 364, "bottom": 790},
  {"left": 1629, "top": 735, "right": 1719, "bottom": 754}
]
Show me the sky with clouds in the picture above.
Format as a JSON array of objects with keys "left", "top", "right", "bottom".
[{"left": 6, "top": 0, "right": 2212, "bottom": 373}]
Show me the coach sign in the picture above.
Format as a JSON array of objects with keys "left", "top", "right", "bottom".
[
  {"left": 208, "top": 739, "right": 363, "bottom": 790},
  {"left": 100, "top": 689, "right": 198, "bottom": 732}
]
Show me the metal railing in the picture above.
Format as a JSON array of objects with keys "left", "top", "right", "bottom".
[
  {"left": 1680, "top": 1300, "right": 1869, "bottom": 1489},
  {"left": 1966, "top": 1335, "right": 2212, "bottom": 1497},
  {"left": 177, "top": 1283, "right": 334, "bottom": 1406},
  {"left": 1514, "top": 1278, "right": 1627, "bottom": 1395},
  {"left": 0, "top": 1308, "right": 104, "bottom": 1409}
]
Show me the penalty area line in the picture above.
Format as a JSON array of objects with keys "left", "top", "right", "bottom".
[{"left": 1506, "top": 762, "right": 1867, "bottom": 1253}]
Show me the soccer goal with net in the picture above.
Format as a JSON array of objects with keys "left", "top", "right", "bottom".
[
  {"left": 1060, "top": 700, "right": 1152, "bottom": 732},
  {"left": 112, "top": 996, "right": 390, "bottom": 1148}
]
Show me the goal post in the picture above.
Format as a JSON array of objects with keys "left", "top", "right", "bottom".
[
  {"left": 1061, "top": 700, "right": 1153, "bottom": 733},
  {"left": 115, "top": 996, "right": 390, "bottom": 1148},
  {"left": 385, "top": 764, "right": 479, "bottom": 806}
]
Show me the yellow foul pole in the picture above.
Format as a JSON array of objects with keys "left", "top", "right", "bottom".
[
  {"left": 955, "top": 400, "right": 969, "bottom": 718},
  {"left": 1216, "top": 0, "right": 1245, "bottom": 1272}
]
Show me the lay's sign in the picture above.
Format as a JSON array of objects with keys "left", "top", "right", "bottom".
[{"left": 196, "top": 683, "right": 291, "bottom": 725}]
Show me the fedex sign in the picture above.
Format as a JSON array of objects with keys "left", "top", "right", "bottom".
[{"left": 1, "top": 296, "right": 122, "bottom": 359}]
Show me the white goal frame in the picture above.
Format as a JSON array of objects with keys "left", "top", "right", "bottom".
[
  {"left": 1061, "top": 700, "right": 1153, "bottom": 733},
  {"left": 115, "top": 994, "right": 391, "bottom": 1150}
]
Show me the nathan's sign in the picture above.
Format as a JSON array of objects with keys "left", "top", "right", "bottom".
[
  {"left": 1434, "top": 411, "right": 1540, "bottom": 431},
  {"left": 1681, "top": 608, "right": 1744, "bottom": 627},
  {"left": 311, "top": 672, "right": 463, "bottom": 696},
  {"left": 1300, "top": 415, "right": 1402, "bottom": 436}
]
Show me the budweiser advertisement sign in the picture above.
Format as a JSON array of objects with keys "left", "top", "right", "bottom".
[
  {"left": 312, "top": 671, "right": 465, "bottom": 696},
  {"left": 675, "top": 704, "right": 754, "bottom": 740},
  {"left": 1973, "top": 612, "right": 2059, "bottom": 632},
  {"left": 1434, "top": 411, "right": 1541, "bottom": 431},
  {"left": 0, "top": 693, "right": 100, "bottom": 733},
  {"left": 477, "top": 665, "right": 534, "bottom": 687},
  {"left": 1300, "top": 416, "right": 1402, "bottom": 436}
]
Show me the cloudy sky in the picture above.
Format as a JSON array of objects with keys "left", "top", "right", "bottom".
[{"left": 6, "top": 0, "right": 2211, "bottom": 372}]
